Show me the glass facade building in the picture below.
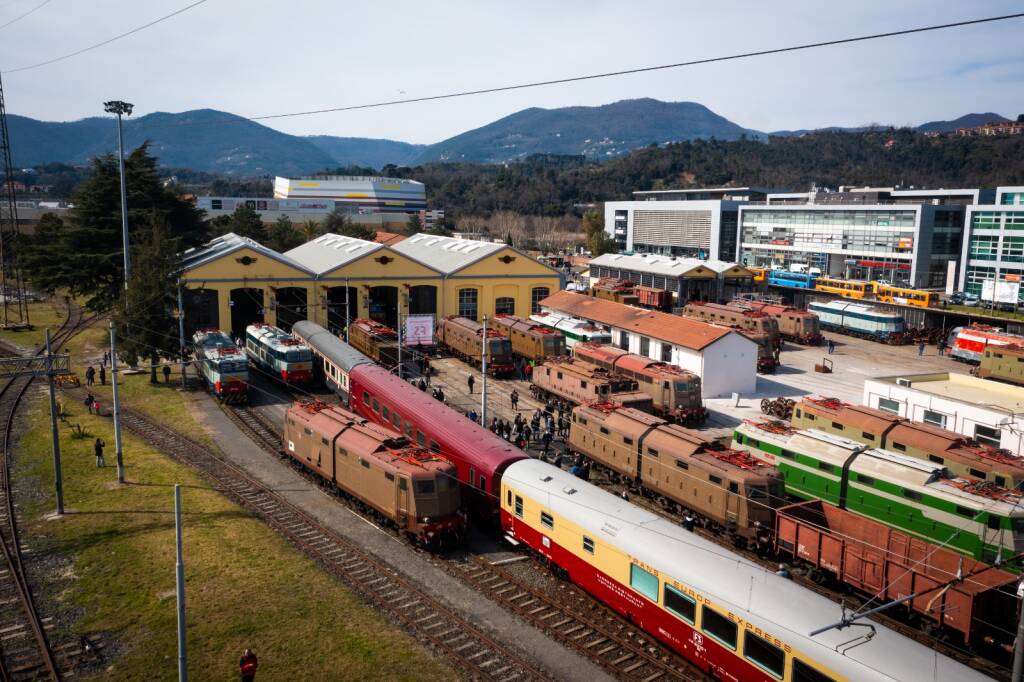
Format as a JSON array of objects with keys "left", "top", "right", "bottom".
[
  {"left": 603, "top": 200, "right": 743, "bottom": 261},
  {"left": 738, "top": 204, "right": 961, "bottom": 288},
  {"left": 959, "top": 201, "right": 1024, "bottom": 301}
]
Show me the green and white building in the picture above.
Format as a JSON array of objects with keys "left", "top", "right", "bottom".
[{"left": 960, "top": 187, "right": 1024, "bottom": 300}]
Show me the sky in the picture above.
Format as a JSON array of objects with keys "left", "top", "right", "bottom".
[{"left": 1, "top": 0, "right": 1022, "bottom": 144}]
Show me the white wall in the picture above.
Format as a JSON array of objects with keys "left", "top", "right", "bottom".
[
  {"left": 700, "top": 333, "right": 758, "bottom": 398},
  {"left": 863, "top": 379, "right": 1024, "bottom": 455}
]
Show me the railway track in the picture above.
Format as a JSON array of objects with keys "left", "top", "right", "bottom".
[
  {"left": 219, "top": 397, "right": 710, "bottom": 682},
  {"left": 0, "top": 301, "right": 89, "bottom": 682},
  {"left": 65, "top": 392, "right": 551, "bottom": 681}
]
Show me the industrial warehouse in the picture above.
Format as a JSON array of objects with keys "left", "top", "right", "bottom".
[{"left": 179, "top": 231, "right": 563, "bottom": 338}]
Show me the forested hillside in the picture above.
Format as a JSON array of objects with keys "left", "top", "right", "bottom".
[{"left": 394, "top": 129, "right": 1024, "bottom": 217}]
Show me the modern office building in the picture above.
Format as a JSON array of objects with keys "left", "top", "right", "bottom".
[
  {"left": 957, "top": 187, "right": 1024, "bottom": 301},
  {"left": 739, "top": 187, "right": 988, "bottom": 288},
  {"left": 604, "top": 199, "right": 744, "bottom": 260}
]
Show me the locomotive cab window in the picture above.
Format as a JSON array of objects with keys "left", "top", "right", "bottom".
[
  {"left": 791, "top": 659, "right": 837, "bottom": 682},
  {"left": 514, "top": 495, "right": 523, "bottom": 518},
  {"left": 663, "top": 584, "right": 695, "bottom": 624},
  {"left": 700, "top": 605, "right": 737, "bottom": 650},
  {"left": 744, "top": 631, "right": 784, "bottom": 679},
  {"left": 415, "top": 480, "right": 435, "bottom": 495},
  {"left": 862, "top": 432, "right": 875, "bottom": 440},
  {"left": 988, "top": 514, "right": 1004, "bottom": 530}
]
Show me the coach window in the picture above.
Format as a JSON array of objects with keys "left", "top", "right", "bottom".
[
  {"left": 791, "top": 659, "right": 837, "bottom": 682},
  {"left": 478, "top": 476, "right": 487, "bottom": 492},
  {"left": 629, "top": 564, "right": 658, "bottom": 602},
  {"left": 709, "top": 474, "right": 722, "bottom": 485},
  {"left": 700, "top": 605, "right": 737, "bottom": 650},
  {"left": 540, "top": 511, "right": 554, "bottom": 529},
  {"left": 382, "top": 406, "right": 390, "bottom": 420},
  {"left": 969, "top": 468, "right": 986, "bottom": 479},
  {"left": 862, "top": 432, "right": 874, "bottom": 440},
  {"left": 891, "top": 442, "right": 906, "bottom": 452},
  {"left": 831, "top": 422, "right": 843, "bottom": 430},
  {"left": 582, "top": 536, "right": 594, "bottom": 554},
  {"left": 996, "top": 475, "right": 1007, "bottom": 487},
  {"left": 744, "top": 631, "right": 784, "bottom": 679},
  {"left": 360, "top": 459, "right": 370, "bottom": 469},
  {"left": 392, "top": 413, "right": 401, "bottom": 429},
  {"left": 675, "top": 460, "right": 688, "bottom": 470},
  {"left": 927, "top": 454, "right": 944, "bottom": 464},
  {"left": 469, "top": 468, "right": 476, "bottom": 486},
  {"left": 416, "top": 431, "right": 426, "bottom": 447},
  {"left": 371, "top": 398, "right": 380, "bottom": 413},
  {"left": 514, "top": 495, "right": 523, "bottom": 517},
  {"left": 647, "top": 447, "right": 659, "bottom": 457},
  {"left": 362, "top": 391, "right": 370, "bottom": 404},
  {"left": 405, "top": 422, "right": 413, "bottom": 437},
  {"left": 663, "top": 584, "right": 695, "bottom": 624},
  {"left": 988, "top": 514, "right": 1003, "bottom": 530},
  {"left": 430, "top": 440, "right": 440, "bottom": 453}
]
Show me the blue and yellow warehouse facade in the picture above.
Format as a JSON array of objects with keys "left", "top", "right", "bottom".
[{"left": 180, "top": 232, "right": 563, "bottom": 338}]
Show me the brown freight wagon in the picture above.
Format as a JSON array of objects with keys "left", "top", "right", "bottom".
[
  {"left": 776, "top": 499, "right": 1018, "bottom": 651},
  {"left": 569, "top": 403, "right": 782, "bottom": 542},
  {"left": 572, "top": 342, "right": 707, "bottom": 425},
  {"left": 436, "top": 316, "right": 515, "bottom": 376},
  {"left": 284, "top": 401, "right": 464, "bottom": 547},
  {"left": 490, "top": 314, "right": 566, "bottom": 363},
  {"left": 530, "top": 358, "right": 653, "bottom": 412},
  {"left": 635, "top": 285, "right": 673, "bottom": 311},
  {"left": 349, "top": 318, "right": 401, "bottom": 366}
]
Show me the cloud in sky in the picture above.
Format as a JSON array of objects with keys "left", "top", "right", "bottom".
[{"left": 0, "top": 0, "right": 1021, "bottom": 143}]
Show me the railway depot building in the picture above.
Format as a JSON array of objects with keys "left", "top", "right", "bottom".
[
  {"left": 179, "top": 232, "right": 561, "bottom": 339},
  {"left": 957, "top": 187, "right": 1024, "bottom": 302},
  {"left": 587, "top": 252, "right": 754, "bottom": 303},
  {"left": 538, "top": 290, "right": 757, "bottom": 398},
  {"left": 863, "top": 372, "right": 1024, "bottom": 455},
  {"left": 739, "top": 187, "right": 987, "bottom": 289}
]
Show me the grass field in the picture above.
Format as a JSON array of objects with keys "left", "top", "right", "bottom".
[
  {"left": 0, "top": 299, "right": 69, "bottom": 350},
  {"left": 944, "top": 303, "right": 1024, "bottom": 323},
  {"left": 17, "top": 353, "right": 457, "bottom": 680}
]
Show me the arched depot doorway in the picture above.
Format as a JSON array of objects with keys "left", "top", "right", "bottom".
[
  {"left": 368, "top": 285, "right": 398, "bottom": 329},
  {"left": 274, "top": 287, "right": 307, "bottom": 332},
  {"left": 326, "top": 286, "right": 359, "bottom": 336},
  {"left": 230, "top": 288, "right": 264, "bottom": 340},
  {"left": 183, "top": 288, "right": 218, "bottom": 338}
]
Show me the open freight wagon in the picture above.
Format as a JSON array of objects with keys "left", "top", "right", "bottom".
[{"left": 775, "top": 499, "right": 1018, "bottom": 654}]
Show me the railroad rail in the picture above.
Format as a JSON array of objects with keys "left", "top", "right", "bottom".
[
  {"left": 451, "top": 555, "right": 699, "bottom": 682},
  {"left": 64, "top": 390, "right": 551, "bottom": 681},
  {"left": 0, "top": 301, "right": 89, "bottom": 682}
]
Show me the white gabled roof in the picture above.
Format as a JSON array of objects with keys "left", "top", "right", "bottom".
[
  {"left": 391, "top": 234, "right": 509, "bottom": 274},
  {"left": 283, "top": 233, "right": 384, "bottom": 275},
  {"left": 589, "top": 252, "right": 748, "bottom": 277},
  {"left": 180, "top": 232, "right": 313, "bottom": 275}
]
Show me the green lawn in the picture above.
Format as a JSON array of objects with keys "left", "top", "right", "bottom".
[
  {"left": 944, "top": 303, "right": 1024, "bottom": 323},
  {"left": 18, "top": 378, "right": 457, "bottom": 681},
  {"left": 0, "top": 299, "right": 68, "bottom": 350}
]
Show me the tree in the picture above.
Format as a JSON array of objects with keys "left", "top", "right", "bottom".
[
  {"left": 405, "top": 212, "right": 422, "bottom": 236},
  {"left": 322, "top": 209, "right": 375, "bottom": 240},
  {"left": 114, "top": 217, "right": 181, "bottom": 383},
  {"left": 21, "top": 212, "right": 65, "bottom": 294},
  {"left": 265, "top": 215, "right": 303, "bottom": 252},
  {"left": 20, "top": 143, "right": 207, "bottom": 312},
  {"left": 227, "top": 204, "right": 266, "bottom": 241},
  {"left": 301, "top": 219, "right": 323, "bottom": 242},
  {"left": 581, "top": 209, "right": 616, "bottom": 256}
]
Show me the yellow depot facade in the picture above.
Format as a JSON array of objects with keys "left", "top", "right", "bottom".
[{"left": 179, "top": 232, "right": 563, "bottom": 338}]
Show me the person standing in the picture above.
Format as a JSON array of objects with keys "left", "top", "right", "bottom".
[
  {"left": 163, "top": 364, "right": 172, "bottom": 383},
  {"left": 522, "top": 423, "right": 532, "bottom": 445},
  {"left": 99, "top": 366, "right": 107, "bottom": 386},
  {"left": 937, "top": 340, "right": 947, "bottom": 356},
  {"left": 94, "top": 438, "right": 106, "bottom": 468},
  {"left": 826, "top": 339, "right": 835, "bottom": 355},
  {"left": 510, "top": 389, "right": 519, "bottom": 412},
  {"left": 84, "top": 393, "right": 95, "bottom": 415},
  {"left": 239, "top": 649, "right": 258, "bottom": 682},
  {"left": 85, "top": 366, "right": 95, "bottom": 386},
  {"left": 467, "top": 374, "right": 475, "bottom": 394},
  {"left": 542, "top": 429, "right": 553, "bottom": 457},
  {"left": 917, "top": 341, "right": 926, "bottom": 357}
]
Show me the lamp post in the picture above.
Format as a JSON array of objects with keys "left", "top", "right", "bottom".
[{"left": 103, "top": 100, "right": 133, "bottom": 294}]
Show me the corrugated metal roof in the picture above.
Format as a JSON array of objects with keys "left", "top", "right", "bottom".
[
  {"left": 390, "top": 234, "right": 507, "bottom": 274},
  {"left": 589, "top": 253, "right": 749, "bottom": 277},
  {"left": 180, "top": 232, "right": 313, "bottom": 274},
  {"left": 539, "top": 291, "right": 737, "bottom": 351},
  {"left": 283, "top": 233, "right": 383, "bottom": 275}
]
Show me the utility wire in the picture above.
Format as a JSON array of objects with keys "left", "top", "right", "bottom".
[
  {"left": 0, "top": 0, "right": 52, "bottom": 31},
  {"left": 1, "top": 0, "right": 209, "bottom": 74},
  {"left": 137, "top": 11, "right": 1024, "bottom": 130}
]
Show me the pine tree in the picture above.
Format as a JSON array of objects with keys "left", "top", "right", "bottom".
[
  {"left": 265, "top": 215, "right": 303, "bottom": 251},
  {"left": 21, "top": 212, "right": 65, "bottom": 294},
  {"left": 322, "top": 209, "right": 375, "bottom": 240},
  {"left": 227, "top": 204, "right": 266, "bottom": 242}
]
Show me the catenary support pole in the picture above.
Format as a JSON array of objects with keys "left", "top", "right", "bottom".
[
  {"left": 110, "top": 322, "right": 125, "bottom": 483},
  {"left": 1013, "top": 578, "right": 1024, "bottom": 682},
  {"left": 174, "top": 484, "right": 188, "bottom": 682},
  {"left": 344, "top": 278, "right": 350, "bottom": 342},
  {"left": 481, "top": 315, "right": 488, "bottom": 428},
  {"left": 397, "top": 314, "right": 403, "bottom": 380},
  {"left": 44, "top": 329, "right": 63, "bottom": 515},
  {"left": 177, "top": 282, "right": 187, "bottom": 389}
]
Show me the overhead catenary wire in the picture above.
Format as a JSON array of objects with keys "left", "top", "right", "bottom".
[
  {"left": 0, "top": 0, "right": 52, "bottom": 31},
  {"left": 1, "top": 0, "right": 209, "bottom": 74}
]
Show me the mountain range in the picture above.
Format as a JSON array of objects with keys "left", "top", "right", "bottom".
[{"left": 7, "top": 100, "right": 1014, "bottom": 175}]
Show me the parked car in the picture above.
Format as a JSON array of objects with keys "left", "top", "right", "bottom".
[
  {"left": 997, "top": 302, "right": 1017, "bottom": 312},
  {"left": 964, "top": 293, "right": 980, "bottom": 307},
  {"left": 947, "top": 292, "right": 965, "bottom": 305}
]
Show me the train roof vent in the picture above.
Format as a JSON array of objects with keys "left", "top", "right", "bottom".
[
  {"left": 562, "top": 486, "right": 578, "bottom": 495},
  {"left": 896, "top": 378, "right": 912, "bottom": 387},
  {"left": 540, "top": 475, "right": 553, "bottom": 482}
]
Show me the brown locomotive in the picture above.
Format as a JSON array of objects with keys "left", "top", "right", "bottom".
[
  {"left": 590, "top": 278, "right": 639, "bottom": 306},
  {"left": 572, "top": 342, "right": 707, "bottom": 425},
  {"left": 436, "top": 316, "right": 515, "bottom": 376},
  {"left": 682, "top": 301, "right": 782, "bottom": 348},
  {"left": 348, "top": 318, "right": 401, "bottom": 366},
  {"left": 284, "top": 401, "right": 464, "bottom": 546},
  {"left": 730, "top": 298, "right": 822, "bottom": 345},
  {"left": 569, "top": 403, "right": 783, "bottom": 543},
  {"left": 530, "top": 358, "right": 653, "bottom": 412},
  {"left": 490, "top": 314, "right": 566, "bottom": 363}
]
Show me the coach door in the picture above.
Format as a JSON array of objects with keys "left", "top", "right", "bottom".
[
  {"left": 398, "top": 476, "right": 410, "bottom": 525},
  {"left": 725, "top": 481, "right": 740, "bottom": 526}
]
